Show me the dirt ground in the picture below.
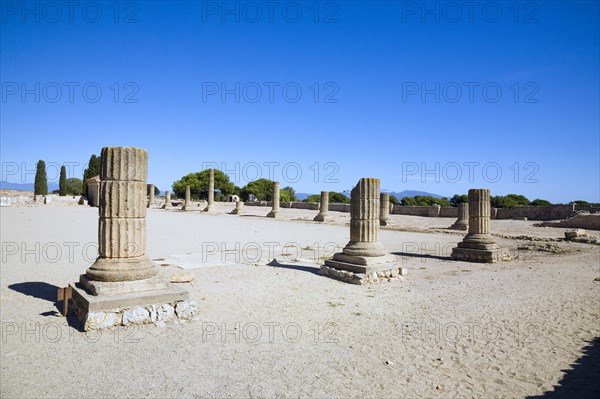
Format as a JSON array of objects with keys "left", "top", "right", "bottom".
[{"left": 1, "top": 203, "right": 599, "bottom": 398}]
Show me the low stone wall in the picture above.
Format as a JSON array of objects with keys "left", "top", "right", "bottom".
[
  {"left": 536, "top": 213, "right": 600, "bottom": 231},
  {"left": 439, "top": 206, "right": 458, "bottom": 218},
  {"left": 329, "top": 203, "right": 351, "bottom": 212},
  {"left": 494, "top": 205, "right": 576, "bottom": 221},
  {"left": 241, "top": 201, "right": 590, "bottom": 222}
]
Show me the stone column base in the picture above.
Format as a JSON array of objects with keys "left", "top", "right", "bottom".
[
  {"left": 380, "top": 219, "right": 390, "bottom": 226},
  {"left": 70, "top": 278, "right": 194, "bottom": 331},
  {"left": 322, "top": 252, "right": 406, "bottom": 284},
  {"left": 448, "top": 222, "right": 468, "bottom": 230},
  {"left": 451, "top": 247, "right": 511, "bottom": 263},
  {"left": 314, "top": 214, "right": 334, "bottom": 222},
  {"left": 266, "top": 210, "right": 279, "bottom": 218},
  {"left": 320, "top": 264, "right": 407, "bottom": 285},
  {"left": 204, "top": 205, "right": 214, "bottom": 212}
]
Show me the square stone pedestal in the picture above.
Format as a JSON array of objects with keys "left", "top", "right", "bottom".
[
  {"left": 451, "top": 247, "right": 511, "bottom": 263},
  {"left": 70, "top": 275, "right": 196, "bottom": 331},
  {"left": 322, "top": 253, "right": 406, "bottom": 284}
]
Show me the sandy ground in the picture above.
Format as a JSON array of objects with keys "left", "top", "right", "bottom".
[{"left": 1, "top": 203, "right": 599, "bottom": 398}]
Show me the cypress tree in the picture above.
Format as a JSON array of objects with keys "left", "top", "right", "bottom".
[
  {"left": 34, "top": 160, "right": 48, "bottom": 196},
  {"left": 59, "top": 165, "right": 67, "bottom": 196},
  {"left": 82, "top": 154, "right": 101, "bottom": 197}
]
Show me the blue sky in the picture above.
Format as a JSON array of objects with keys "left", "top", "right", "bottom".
[{"left": 1, "top": 1, "right": 598, "bottom": 202}]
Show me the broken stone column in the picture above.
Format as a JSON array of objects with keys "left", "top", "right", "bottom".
[
  {"left": 204, "top": 168, "right": 214, "bottom": 212},
  {"left": 266, "top": 181, "right": 280, "bottom": 218},
  {"left": 181, "top": 185, "right": 191, "bottom": 210},
  {"left": 70, "top": 147, "right": 194, "bottom": 330},
  {"left": 148, "top": 184, "right": 154, "bottom": 208},
  {"left": 230, "top": 200, "right": 244, "bottom": 215},
  {"left": 380, "top": 193, "right": 391, "bottom": 226},
  {"left": 322, "top": 178, "right": 404, "bottom": 284},
  {"left": 314, "top": 191, "right": 333, "bottom": 222},
  {"left": 162, "top": 191, "right": 171, "bottom": 209},
  {"left": 451, "top": 189, "right": 509, "bottom": 262},
  {"left": 449, "top": 202, "right": 468, "bottom": 230}
]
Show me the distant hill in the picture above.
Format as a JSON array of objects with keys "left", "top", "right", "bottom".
[
  {"left": 0, "top": 181, "right": 59, "bottom": 192},
  {"left": 296, "top": 192, "right": 311, "bottom": 201},
  {"left": 299, "top": 190, "right": 446, "bottom": 201},
  {"left": 385, "top": 190, "right": 446, "bottom": 200}
]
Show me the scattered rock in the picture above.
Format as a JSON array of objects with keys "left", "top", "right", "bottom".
[
  {"left": 122, "top": 307, "right": 151, "bottom": 325},
  {"left": 565, "top": 229, "right": 587, "bottom": 239},
  {"left": 169, "top": 273, "right": 194, "bottom": 283},
  {"left": 385, "top": 360, "right": 393, "bottom": 365},
  {"left": 86, "top": 311, "right": 121, "bottom": 330},
  {"left": 175, "top": 301, "right": 198, "bottom": 319}
]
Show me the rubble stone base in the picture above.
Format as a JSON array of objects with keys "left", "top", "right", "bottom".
[
  {"left": 320, "top": 264, "right": 407, "bottom": 285},
  {"left": 451, "top": 247, "right": 511, "bottom": 263},
  {"left": 70, "top": 282, "right": 195, "bottom": 331}
]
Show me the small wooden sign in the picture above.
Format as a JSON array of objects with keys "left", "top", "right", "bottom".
[{"left": 57, "top": 286, "right": 72, "bottom": 317}]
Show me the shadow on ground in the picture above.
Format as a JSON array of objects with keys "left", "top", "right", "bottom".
[
  {"left": 267, "top": 260, "right": 321, "bottom": 275},
  {"left": 391, "top": 251, "right": 452, "bottom": 261},
  {"left": 527, "top": 337, "right": 600, "bottom": 398},
  {"left": 9, "top": 281, "right": 85, "bottom": 331}
]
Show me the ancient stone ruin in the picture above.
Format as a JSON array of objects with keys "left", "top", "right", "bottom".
[
  {"left": 380, "top": 193, "right": 391, "bottom": 226},
  {"left": 181, "top": 185, "right": 191, "bottom": 211},
  {"left": 451, "top": 188, "right": 510, "bottom": 263},
  {"left": 321, "top": 178, "right": 405, "bottom": 284},
  {"left": 314, "top": 191, "right": 333, "bottom": 222},
  {"left": 266, "top": 181, "right": 280, "bottom": 218},
  {"left": 204, "top": 168, "right": 215, "bottom": 212},
  {"left": 449, "top": 202, "right": 468, "bottom": 230},
  {"left": 148, "top": 184, "right": 155, "bottom": 208},
  {"left": 230, "top": 200, "right": 244, "bottom": 215},
  {"left": 162, "top": 190, "right": 171, "bottom": 209},
  {"left": 70, "top": 147, "right": 196, "bottom": 330}
]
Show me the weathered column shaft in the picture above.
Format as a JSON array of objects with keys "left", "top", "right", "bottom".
[
  {"left": 320, "top": 191, "right": 329, "bottom": 213},
  {"left": 206, "top": 168, "right": 214, "bottom": 211},
  {"left": 185, "top": 185, "right": 191, "bottom": 206},
  {"left": 148, "top": 184, "right": 154, "bottom": 208},
  {"left": 380, "top": 193, "right": 390, "bottom": 224},
  {"left": 85, "top": 147, "right": 157, "bottom": 282},
  {"left": 468, "top": 189, "right": 491, "bottom": 235},
  {"left": 165, "top": 191, "right": 171, "bottom": 204},
  {"left": 272, "top": 181, "right": 280, "bottom": 211},
  {"left": 314, "top": 191, "right": 332, "bottom": 221},
  {"left": 458, "top": 202, "right": 468, "bottom": 222},
  {"left": 350, "top": 178, "right": 380, "bottom": 242}
]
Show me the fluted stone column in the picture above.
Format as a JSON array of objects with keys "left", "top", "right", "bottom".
[
  {"left": 204, "top": 169, "right": 214, "bottom": 212},
  {"left": 148, "top": 184, "right": 154, "bottom": 208},
  {"left": 267, "top": 181, "right": 280, "bottom": 218},
  {"left": 452, "top": 189, "right": 508, "bottom": 262},
  {"left": 323, "top": 178, "right": 399, "bottom": 283},
  {"left": 162, "top": 191, "right": 171, "bottom": 209},
  {"left": 84, "top": 147, "right": 158, "bottom": 284},
  {"left": 230, "top": 200, "right": 244, "bottom": 215},
  {"left": 449, "top": 202, "right": 468, "bottom": 230},
  {"left": 70, "top": 146, "right": 193, "bottom": 330},
  {"left": 182, "top": 185, "right": 191, "bottom": 210},
  {"left": 380, "top": 193, "right": 391, "bottom": 226},
  {"left": 314, "top": 191, "right": 333, "bottom": 222}
]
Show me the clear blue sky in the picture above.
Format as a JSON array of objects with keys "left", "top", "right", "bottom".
[{"left": 1, "top": 1, "right": 598, "bottom": 202}]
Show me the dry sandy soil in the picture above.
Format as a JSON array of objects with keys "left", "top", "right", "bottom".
[{"left": 1, "top": 203, "right": 599, "bottom": 398}]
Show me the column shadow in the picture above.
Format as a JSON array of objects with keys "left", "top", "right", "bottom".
[{"left": 526, "top": 337, "right": 600, "bottom": 398}]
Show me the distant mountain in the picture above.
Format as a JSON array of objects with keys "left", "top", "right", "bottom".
[
  {"left": 0, "top": 181, "right": 59, "bottom": 192},
  {"left": 296, "top": 192, "right": 311, "bottom": 201},
  {"left": 384, "top": 190, "right": 446, "bottom": 200}
]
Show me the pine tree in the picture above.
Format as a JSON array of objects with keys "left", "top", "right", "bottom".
[
  {"left": 82, "top": 154, "right": 101, "bottom": 197},
  {"left": 59, "top": 165, "right": 67, "bottom": 196},
  {"left": 34, "top": 160, "right": 48, "bottom": 196}
]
